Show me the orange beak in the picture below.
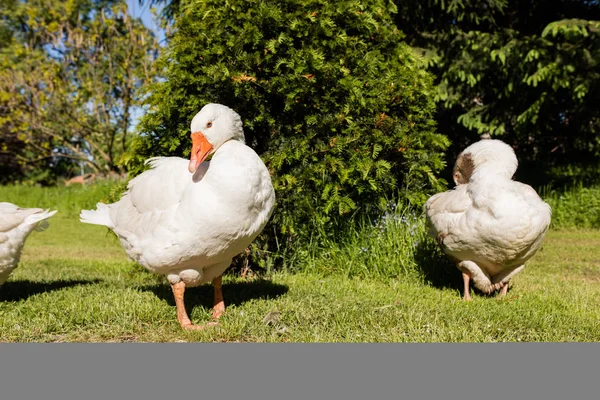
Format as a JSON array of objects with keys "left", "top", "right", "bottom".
[{"left": 188, "top": 132, "right": 213, "bottom": 173}]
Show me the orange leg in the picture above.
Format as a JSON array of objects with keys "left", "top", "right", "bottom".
[
  {"left": 211, "top": 275, "right": 225, "bottom": 320},
  {"left": 497, "top": 282, "right": 509, "bottom": 298},
  {"left": 462, "top": 271, "right": 472, "bottom": 301},
  {"left": 171, "top": 281, "right": 217, "bottom": 331}
]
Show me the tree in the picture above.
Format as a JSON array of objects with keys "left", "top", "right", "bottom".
[
  {"left": 133, "top": 0, "right": 449, "bottom": 257},
  {"left": 395, "top": 0, "right": 600, "bottom": 186},
  {"left": 142, "top": 0, "right": 180, "bottom": 23},
  {"left": 0, "top": 0, "right": 158, "bottom": 183}
]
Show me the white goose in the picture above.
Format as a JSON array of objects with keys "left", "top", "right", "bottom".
[
  {"left": 0, "top": 203, "right": 57, "bottom": 285},
  {"left": 425, "top": 139, "right": 551, "bottom": 300},
  {"left": 80, "top": 104, "right": 276, "bottom": 330}
]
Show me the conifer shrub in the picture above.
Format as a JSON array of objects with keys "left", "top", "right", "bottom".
[{"left": 132, "top": 0, "right": 449, "bottom": 267}]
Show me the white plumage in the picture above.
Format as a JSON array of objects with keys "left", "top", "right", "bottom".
[
  {"left": 80, "top": 103, "right": 276, "bottom": 329},
  {"left": 0, "top": 203, "right": 57, "bottom": 285},
  {"left": 425, "top": 139, "right": 551, "bottom": 299}
]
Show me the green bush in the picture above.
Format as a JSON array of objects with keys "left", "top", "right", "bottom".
[
  {"left": 394, "top": 1, "right": 600, "bottom": 187},
  {"left": 132, "top": 0, "right": 449, "bottom": 260},
  {"left": 543, "top": 184, "right": 600, "bottom": 229}
]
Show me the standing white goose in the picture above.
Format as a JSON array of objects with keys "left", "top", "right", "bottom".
[
  {"left": 0, "top": 203, "right": 57, "bottom": 285},
  {"left": 425, "top": 139, "right": 551, "bottom": 300},
  {"left": 80, "top": 104, "right": 276, "bottom": 330}
]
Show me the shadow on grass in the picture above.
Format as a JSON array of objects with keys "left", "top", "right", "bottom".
[
  {"left": 0, "top": 279, "right": 101, "bottom": 302},
  {"left": 413, "top": 238, "right": 463, "bottom": 292},
  {"left": 141, "top": 279, "right": 289, "bottom": 315}
]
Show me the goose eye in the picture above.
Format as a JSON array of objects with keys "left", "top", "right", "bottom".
[{"left": 207, "top": 122, "right": 213, "bottom": 128}]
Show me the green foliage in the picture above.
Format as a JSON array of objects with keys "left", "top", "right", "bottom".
[
  {"left": 543, "top": 184, "right": 600, "bottom": 229},
  {"left": 0, "top": 0, "right": 158, "bottom": 184},
  {"left": 144, "top": 0, "right": 181, "bottom": 22},
  {"left": 395, "top": 0, "right": 600, "bottom": 186},
  {"left": 134, "top": 0, "right": 449, "bottom": 256}
]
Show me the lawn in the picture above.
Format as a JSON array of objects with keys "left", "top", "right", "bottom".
[{"left": 1, "top": 186, "right": 600, "bottom": 342}]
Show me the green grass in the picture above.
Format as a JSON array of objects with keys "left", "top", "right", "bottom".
[
  {"left": 1, "top": 185, "right": 600, "bottom": 342},
  {"left": 543, "top": 184, "right": 600, "bottom": 229},
  {"left": 0, "top": 183, "right": 117, "bottom": 218}
]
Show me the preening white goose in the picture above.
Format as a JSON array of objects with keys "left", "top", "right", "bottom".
[
  {"left": 0, "top": 203, "right": 57, "bottom": 285},
  {"left": 425, "top": 139, "right": 551, "bottom": 300},
  {"left": 80, "top": 103, "right": 276, "bottom": 330}
]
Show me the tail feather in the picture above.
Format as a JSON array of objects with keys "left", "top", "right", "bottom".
[
  {"left": 24, "top": 209, "right": 57, "bottom": 231},
  {"left": 80, "top": 203, "right": 114, "bottom": 228}
]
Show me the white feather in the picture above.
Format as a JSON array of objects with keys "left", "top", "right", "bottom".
[
  {"left": 0, "top": 203, "right": 57, "bottom": 285},
  {"left": 80, "top": 104, "right": 276, "bottom": 287},
  {"left": 425, "top": 140, "right": 551, "bottom": 293},
  {"left": 80, "top": 203, "right": 114, "bottom": 228}
]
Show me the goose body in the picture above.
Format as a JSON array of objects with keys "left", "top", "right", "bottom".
[
  {"left": 0, "top": 203, "right": 57, "bottom": 285},
  {"left": 80, "top": 104, "right": 276, "bottom": 329},
  {"left": 425, "top": 140, "right": 551, "bottom": 299}
]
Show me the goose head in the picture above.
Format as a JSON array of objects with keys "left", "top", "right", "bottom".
[
  {"left": 188, "top": 103, "right": 245, "bottom": 173},
  {"left": 453, "top": 139, "right": 518, "bottom": 185}
]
